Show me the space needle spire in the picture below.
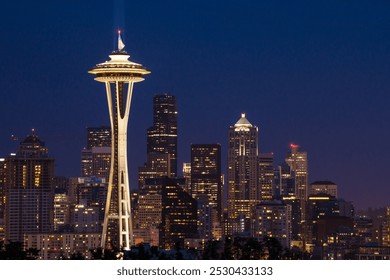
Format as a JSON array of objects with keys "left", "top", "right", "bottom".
[
  {"left": 89, "top": 31, "right": 150, "bottom": 251},
  {"left": 118, "top": 29, "right": 125, "bottom": 51}
]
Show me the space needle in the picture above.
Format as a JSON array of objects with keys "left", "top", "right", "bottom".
[{"left": 89, "top": 31, "right": 150, "bottom": 251}]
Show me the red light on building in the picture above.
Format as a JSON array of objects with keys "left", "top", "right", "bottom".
[{"left": 290, "top": 143, "right": 299, "bottom": 149}]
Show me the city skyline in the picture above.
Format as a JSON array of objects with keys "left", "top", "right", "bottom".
[{"left": 1, "top": 0, "right": 390, "bottom": 210}]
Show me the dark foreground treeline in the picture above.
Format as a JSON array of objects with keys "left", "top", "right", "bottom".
[{"left": 0, "top": 237, "right": 311, "bottom": 260}]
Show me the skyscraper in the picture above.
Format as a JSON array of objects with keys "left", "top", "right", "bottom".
[
  {"left": 90, "top": 147, "right": 111, "bottom": 181},
  {"left": 76, "top": 176, "right": 108, "bottom": 226},
  {"left": 382, "top": 207, "right": 390, "bottom": 246},
  {"left": 136, "top": 177, "right": 163, "bottom": 245},
  {"left": 182, "top": 162, "right": 191, "bottom": 193},
  {"left": 307, "top": 194, "right": 340, "bottom": 244},
  {"left": 89, "top": 31, "right": 150, "bottom": 250},
  {"left": 53, "top": 189, "right": 69, "bottom": 232},
  {"left": 190, "top": 144, "right": 222, "bottom": 239},
  {"left": 227, "top": 113, "right": 259, "bottom": 235},
  {"left": 0, "top": 158, "right": 6, "bottom": 242},
  {"left": 160, "top": 177, "right": 198, "bottom": 250},
  {"left": 138, "top": 153, "right": 171, "bottom": 190},
  {"left": 274, "top": 163, "right": 295, "bottom": 199},
  {"left": 254, "top": 200, "right": 292, "bottom": 248},
  {"left": 81, "top": 126, "right": 111, "bottom": 179},
  {"left": 87, "top": 126, "right": 111, "bottom": 149},
  {"left": 147, "top": 94, "right": 178, "bottom": 177},
  {"left": 81, "top": 148, "right": 93, "bottom": 177},
  {"left": 4, "top": 131, "right": 55, "bottom": 243},
  {"left": 0, "top": 158, "right": 5, "bottom": 216},
  {"left": 191, "top": 144, "right": 222, "bottom": 218},
  {"left": 259, "top": 152, "right": 274, "bottom": 201},
  {"left": 135, "top": 177, "right": 197, "bottom": 248},
  {"left": 310, "top": 181, "right": 338, "bottom": 198},
  {"left": 285, "top": 144, "right": 308, "bottom": 242},
  {"left": 285, "top": 144, "right": 308, "bottom": 204}
]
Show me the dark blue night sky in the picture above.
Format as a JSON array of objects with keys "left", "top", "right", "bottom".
[{"left": 1, "top": 0, "right": 390, "bottom": 209}]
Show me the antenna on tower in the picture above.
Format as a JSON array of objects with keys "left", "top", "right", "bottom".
[{"left": 118, "top": 29, "right": 125, "bottom": 51}]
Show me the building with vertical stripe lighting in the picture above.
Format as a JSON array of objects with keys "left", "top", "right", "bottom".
[{"left": 227, "top": 113, "right": 259, "bottom": 236}]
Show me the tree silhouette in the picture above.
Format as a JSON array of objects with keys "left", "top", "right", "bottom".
[
  {"left": 90, "top": 246, "right": 120, "bottom": 260},
  {"left": 150, "top": 245, "right": 159, "bottom": 259},
  {"left": 241, "top": 238, "right": 264, "bottom": 260},
  {"left": 202, "top": 240, "right": 221, "bottom": 260},
  {"left": 175, "top": 241, "right": 183, "bottom": 260},
  {"left": 90, "top": 247, "right": 104, "bottom": 259},
  {"left": 0, "top": 241, "right": 39, "bottom": 260},
  {"left": 263, "top": 237, "right": 283, "bottom": 260},
  {"left": 224, "top": 237, "right": 265, "bottom": 260},
  {"left": 70, "top": 251, "right": 85, "bottom": 260},
  {"left": 125, "top": 243, "right": 152, "bottom": 260},
  {"left": 223, "top": 236, "right": 234, "bottom": 259},
  {"left": 25, "top": 247, "right": 40, "bottom": 260}
]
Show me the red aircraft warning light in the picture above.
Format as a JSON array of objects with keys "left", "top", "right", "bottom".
[{"left": 290, "top": 143, "right": 299, "bottom": 149}]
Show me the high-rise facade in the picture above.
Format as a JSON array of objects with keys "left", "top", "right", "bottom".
[
  {"left": 182, "top": 162, "right": 191, "bottom": 193},
  {"left": 90, "top": 147, "right": 111, "bottom": 181},
  {"left": 285, "top": 144, "right": 308, "bottom": 205},
  {"left": 0, "top": 158, "right": 5, "bottom": 242},
  {"left": 138, "top": 153, "right": 171, "bottom": 190},
  {"left": 135, "top": 177, "right": 166, "bottom": 246},
  {"left": 81, "top": 148, "right": 93, "bottom": 177},
  {"left": 136, "top": 94, "right": 177, "bottom": 245},
  {"left": 135, "top": 177, "right": 197, "bottom": 249},
  {"left": 274, "top": 163, "right": 295, "bottom": 199},
  {"left": 76, "top": 177, "right": 107, "bottom": 224},
  {"left": 53, "top": 190, "right": 69, "bottom": 232},
  {"left": 25, "top": 233, "right": 101, "bottom": 260},
  {"left": 285, "top": 144, "right": 308, "bottom": 242},
  {"left": 382, "top": 207, "right": 390, "bottom": 246},
  {"left": 87, "top": 126, "right": 111, "bottom": 149},
  {"left": 0, "top": 159, "right": 5, "bottom": 217},
  {"left": 190, "top": 144, "right": 222, "bottom": 239},
  {"left": 254, "top": 200, "right": 292, "bottom": 248},
  {"left": 191, "top": 144, "right": 222, "bottom": 220},
  {"left": 89, "top": 32, "right": 150, "bottom": 250},
  {"left": 81, "top": 126, "right": 112, "bottom": 179},
  {"left": 4, "top": 132, "right": 55, "bottom": 243},
  {"left": 307, "top": 194, "right": 340, "bottom": 244},
  {"left": 227, "top": 113, "right": 259, "bottom": 235},
  {"left": 160, "top": 177, "right": 198, "bottom": 250},
  {"left": 259, "top": 153, "right": 274, "bottom": 201},
  {"left": 147, "top": 94, "right": 178, "bottom": 177},
  {"left": 310, "top": 181, "right": 338, "bottom": 198}
]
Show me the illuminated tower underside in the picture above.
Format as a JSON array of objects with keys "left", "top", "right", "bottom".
[{"left": 89, "top": 40, "right": 149, "bottom": 250}]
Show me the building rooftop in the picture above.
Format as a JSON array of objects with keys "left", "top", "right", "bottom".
[
  {"left": 311, "top": 181, "right": 336, "bottom": 185},
  {"left": 234, "top": 113, "right": 252, "bottom": 127},
  {"left": 15, "top": 130, "right": 49, "bottom": 158}
]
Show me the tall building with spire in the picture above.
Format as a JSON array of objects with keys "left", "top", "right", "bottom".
[
  {"left": 146, "top": 94, "right": 178, "bottom": 177},
  {"left": 227, "top": 113, "right": 259, "bottom": 235},
  {"left": 4, "top": 130, "right": 55, "bottom": 243},
  {"left": 89, "top": 30, "right": 150, "bottom": 250}
]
